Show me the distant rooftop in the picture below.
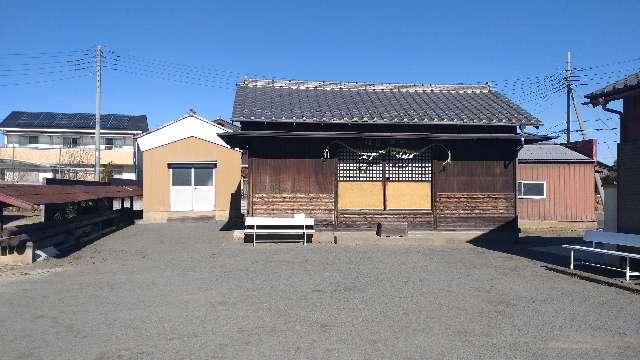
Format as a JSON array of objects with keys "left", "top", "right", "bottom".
[
  {"left": 519, "top": 144, "right": 592, "bottom": 162},
  {"left": 0, "top": 111, "right": 149, "bottom": 132},
  {"left": 232, "top": 78, "right": 541, "bottom": 126},
  {"left": 585, "top": 71, "right": 640, "bottom": 105}
]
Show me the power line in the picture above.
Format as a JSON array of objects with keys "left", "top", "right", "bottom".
[{"left": 0, "top": 72, "right": 93, "bottom": 87}]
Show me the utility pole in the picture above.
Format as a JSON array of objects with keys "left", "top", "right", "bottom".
[
  {"left": 95, "top": 45, "right": 102, "bottom": 181},
  {"left": 565, "top": 51, "right": 572, "bottom": 143}
]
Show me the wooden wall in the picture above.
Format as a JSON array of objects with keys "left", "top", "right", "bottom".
[
  {"left": 618, "top": 142, "right": 640, "bottom": 234},
  {"left": 517, "top": 162, "right": 595, "bottom": 222},
  {"left": 433, "top": 160, "right": 516, "bottom": 230},
  {"left": 619, "top": 93, "right": 640, "bottom": 234},
  {"left": 247, "top": 139, "right": 520, "bottom": 232},
  {"left": 249, "top": 158, "right": 336, "bottom": 226}
]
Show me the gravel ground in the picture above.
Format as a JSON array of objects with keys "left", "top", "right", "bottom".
[{"left": 0, "top": 223, "right": 639, "bottom": 359}]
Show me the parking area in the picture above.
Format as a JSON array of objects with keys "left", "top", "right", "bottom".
[{"left": 1, "top": 223, "right": 639, "bottom": 359}]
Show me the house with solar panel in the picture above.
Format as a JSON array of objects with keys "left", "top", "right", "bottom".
[
  {"left": 223, "top": 79, "right": 548, "bottom": 238},
  {"left": 0, "top": 111, "right": 148, "bottom": 183}
]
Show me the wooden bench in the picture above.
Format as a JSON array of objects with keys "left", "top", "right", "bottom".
[
  {"left": 562, "top": 230, "right": 640, "bottom": 281},
  {"left": 244, "top": 214, "right": 314, "bottom": 247}
]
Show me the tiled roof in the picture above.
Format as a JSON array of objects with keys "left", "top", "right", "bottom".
[
  {"left": 518, "top": 144, "right": 592, "bottom": 162},
  {"left": 585, "top": 71, "right": 640, "bottom": 105},
  {"left": 213, "top": 118, "right": 240, "bottom": 132},
  {"left": 232, "top": 79, "right": 541, "bottom": 126},
  {"left": 0, "top": 111, "right": 149, "bottom": 132}
]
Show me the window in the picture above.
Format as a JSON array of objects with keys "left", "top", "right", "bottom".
[
  {"left": 27, "top": 136, "right": 39, "bottom": 145},
  {"left": 171, "top": 167, "right": 192, "bottom": 186},
  {"left": 193, "top": 168, "right": 213, "bottom": 186},
  {"left": 517, "top": 181, "right": 546, "bottom": 199},
  {"left": 104, "top": 137, "right": 124, "bottom": 148},
  {"left": 63, "top": 137, "right": 79, "bottom": 148}
]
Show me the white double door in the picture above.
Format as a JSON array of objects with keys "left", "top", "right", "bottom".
[{"left": 170, "top": 164, "right": 215, "bottom": 212}]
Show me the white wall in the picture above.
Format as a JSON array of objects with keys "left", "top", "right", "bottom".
[{"left": 4, "top": 132, "right": 135, "bottom": 150}]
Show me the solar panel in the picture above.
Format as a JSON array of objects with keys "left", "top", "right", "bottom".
[{"left": 12, "top": 112, "right": 131, "bottom": 130}]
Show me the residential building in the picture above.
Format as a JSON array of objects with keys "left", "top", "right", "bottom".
[
  {"left": 517, "top": 143, "right": 596, "bottom": 230},
  {"left": 0, "top": 111, "right": 148, "bottom": 183},
  {"left": 585, "top": 71, "right": 640, "bottom": 234},
  {"left": 223, "top": 79, "right": 546, "bottom": 238},
  {"left": 136, "top": 112, "right": 241, "bottom": 223}
]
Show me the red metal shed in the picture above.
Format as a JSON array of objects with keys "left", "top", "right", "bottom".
[{"left": 517, "top": 144, "right": 595, "bottom": 223}]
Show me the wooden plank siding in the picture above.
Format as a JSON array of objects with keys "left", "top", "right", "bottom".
[
  {"left": 619, "top": 93, "right": 640, "bottom": 234},
  {"left": 249, "top": 158, "right": 336, "bottom": 226},
  {"left": 618, "top": 142, "right": 640, "bottom": 233},
  {"left": 517, "top": 163, "right": 595, "bottom": 221},
  {"left": 433, "top": 159, "right": 516, "bottom": 230},
  {"left": 338, "top": 210, "right": 434, "bottom": 230}
]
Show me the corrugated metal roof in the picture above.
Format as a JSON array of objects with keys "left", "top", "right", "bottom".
[
  {"left": 585, "top": 71, "right": 640, "bottom": 105},
  {"left": 518, "top": 144, "right": 592, "bottom": 162},
  {"left": 0, "top": 184, "right": 141, "bottom": 209},
  {"left": 232, "top": 79, "right": 541, "bottom": 126}
]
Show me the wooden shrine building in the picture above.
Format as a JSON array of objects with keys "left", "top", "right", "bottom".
[{"left": 223, "top": 79, "right": 545, "bottom": 236}]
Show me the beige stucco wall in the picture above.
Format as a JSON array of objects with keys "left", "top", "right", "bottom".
[
  {"left": 0, "top": 147, "right": 133, "bottom": 165},
  {"left": 142, "top": 137, "right": 241, "bottom": 222}
]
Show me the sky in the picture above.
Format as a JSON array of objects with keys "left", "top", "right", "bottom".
[{"left": 1, "top": 0, "right": 639, "bottom": 164}]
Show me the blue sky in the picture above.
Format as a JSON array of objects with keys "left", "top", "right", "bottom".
[{"left": 1, "top": 0, "right": 639, "bottom": 164}]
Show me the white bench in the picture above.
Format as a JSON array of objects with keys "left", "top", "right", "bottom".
[
  {"left": 562, "top": 230, "right": 640, "bottom": 281},
  {"left": 244, "top": 214, "right": 314, "bottom": 247}
]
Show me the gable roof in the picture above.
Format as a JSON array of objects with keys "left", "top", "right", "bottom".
[
  {"left": 136, "top": 113, "right": 235, "bottom": 152},
  {"left": 213, "top": 118, "right": 240, "bottom": 131},
  {"left": 231, "top": 79, "right": 541, "bottom": 127},
  {"left": 0, "top": 111, "right": 148, "bottom": 132},
  {"left": 518, "top": 144, "right": 592, "bottom": 162},
  {"left": 585, "top": 71, "right": 640, "bottom": 105}
]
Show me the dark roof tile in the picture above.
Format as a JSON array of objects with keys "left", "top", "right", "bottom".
[
  {"left": 232, "top": 79, "right": 541, "bottom": 126},
  {"left": 585, "top": 71, "right": 640, "bottom": 104}
]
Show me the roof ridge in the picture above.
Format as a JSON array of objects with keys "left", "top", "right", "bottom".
[{"left": 239, "top": 78, "right": 491, "bottom": 92}]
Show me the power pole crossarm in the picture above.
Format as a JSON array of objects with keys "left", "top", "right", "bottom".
[{"left": 95, "top": 45, "right": 102, "bottom": 181}]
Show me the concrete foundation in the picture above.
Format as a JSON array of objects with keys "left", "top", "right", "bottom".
[
  {"left": 140, "top": 210, "right": 229, "bottom": 224},
  {"left": 519, "top": 220, "right": 597, "bottom": 233}
]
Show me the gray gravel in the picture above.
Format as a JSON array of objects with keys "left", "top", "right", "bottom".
[{"left": 1, "top": 223, "right": 639, "bottom": 359}]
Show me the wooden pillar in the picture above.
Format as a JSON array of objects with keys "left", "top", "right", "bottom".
[
  {"left": 334, "top": 158, "right": 338, "bottom": 230},
  {"left": 382, "top": 161, "right": 387, "bottom": 211},
  {"left": 432, "top": 158, "right": 438, "bottom": 230},
  {"left": 248, "top": 156, "right": 253, "bottom": 216},
  {"left": 0, "top": 205, "right": 4, "bottom": 234}
]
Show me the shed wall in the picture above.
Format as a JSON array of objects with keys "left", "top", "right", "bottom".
[
  {"left": 142, "top": 137, "right": 241, "bottom": 221},
  {"left": 517, "top": 162, "right": 595, "bottom": 221}
]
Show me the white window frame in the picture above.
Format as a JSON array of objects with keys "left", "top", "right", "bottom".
[{"left": 517, "top": 180, "right": 546, "bottom": 199}]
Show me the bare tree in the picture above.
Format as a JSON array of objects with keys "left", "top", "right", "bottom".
[{"left": 58, "top": 148, "right": 95, "bottom": 180}]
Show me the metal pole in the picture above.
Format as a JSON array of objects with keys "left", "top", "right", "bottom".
[
  {"left": 565, "top": 51, "right": 572, "bottom": 144},
  {"left": 95, "top": 45, "right": 102, "bottom": 181}
]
